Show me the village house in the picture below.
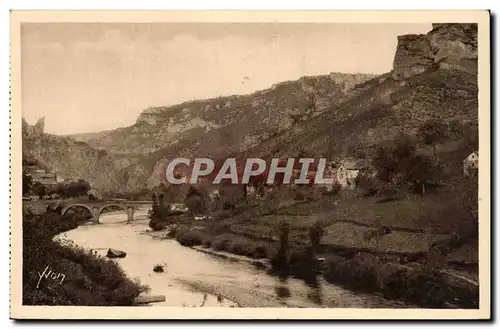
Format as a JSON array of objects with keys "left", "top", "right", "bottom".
[
  {"left": 463, "top": 151, "right": 479, "bottom": 176},
  {"left": 28, "top": 167, "right": 58, "bottom": 188},
  {"left": 56, "top": 175, "right": 66, "bottom": 183},
  {"left": 312, "top": 160, "right": 338, "bottom": 192},
  {"left": 336, "top": 159, "right": 366, "bottom": 189},
  {"left": 246, "top": 185, "right": 256, "bottom": 197},
  {"left": 209, "top": 189, "right": 221, "bottom": 201}
]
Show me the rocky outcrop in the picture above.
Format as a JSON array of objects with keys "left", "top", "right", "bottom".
[
  {"left": 136, "top": 113, "right": 157, "bottom": 126},
  {"left": 427, "top": 23, "right": 478, "bottom": 74},
  {"left": 392, "top": 34, "right": 435, "bottom": 80},
  {"left": 328, "top": 72, "right": 377, "bottom": 92},
  {"left": 22, "top": 119, "right": 122, "bottom": 192},
  {"left": 106, "top": 248, "right": 127, "bottom": 258},
  {"left": 22, "top": 117, "right": 45, "bottom": 136},
  {"left": 34, "top": 117, "right": 45, "bottom": 134},
  {"left": 392, "top": 24, "right": 478, "bottom": 80}
]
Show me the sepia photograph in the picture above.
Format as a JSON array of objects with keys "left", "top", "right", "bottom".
[{"left": 10, "top": 10, "right": 490, "bottom": 320}]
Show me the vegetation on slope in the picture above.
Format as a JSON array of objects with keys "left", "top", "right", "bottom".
[{"left": 22, "top": 208, "right": 147, "bottom": 306}]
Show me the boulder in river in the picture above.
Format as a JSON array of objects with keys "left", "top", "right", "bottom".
[
  {"left": 153, "top": 265, "right": 164, "bottom": 273},
  {"left": 106, "top": 248, "right": 127, "bottom": 258}
]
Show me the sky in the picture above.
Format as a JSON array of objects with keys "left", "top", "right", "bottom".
[{"left": 21, "top": 23, "right": 432, "bottom": 135}]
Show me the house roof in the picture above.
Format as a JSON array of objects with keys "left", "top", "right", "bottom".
[{"left": 464, "top": 151, "right": 478, "bottom": 160}]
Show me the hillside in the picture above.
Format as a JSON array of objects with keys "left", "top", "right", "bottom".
[
  {"left": 28, "top": 23, "right": 478, "bottom": 194},
  {"left": 22, "top": 118, "right": 123, "bottom": 192},
  {"left": 68, "top": 72, "right": 374, "bottom": 157},
  {"left": 119, "top": 23, "right": 478, "bottom": 191}
]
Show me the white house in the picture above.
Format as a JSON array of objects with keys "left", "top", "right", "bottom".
[
  {"left": 337, "top": 159, "right": 365, "bottom": 189},
  {"left": 317, "top": 160, "right": 338, "bottom": 192},
  {"left": 209, "top": 189, "right": 220, "bottom": 201},
  {"left": 56, "top": 174, "right": 65, "bottom": 183},
  {"left": 246, "top": 185, "right": 256, "bottom": 197},
  {"left": 463, "top": 151, "right": 479, "bottom": 176}
]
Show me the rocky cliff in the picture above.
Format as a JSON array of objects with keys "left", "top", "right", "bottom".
[
  {"left": 22, "top": 119, "right": 122, "bottom": 192},
  {"left": 392, "top": 34, "right": 435, "bottom": 80},
  {"left": 427, "top": 23, "right": 478, "bottom": 73},
  {"left": 392, "top": 23, "right": 478, "bottom": 80}
]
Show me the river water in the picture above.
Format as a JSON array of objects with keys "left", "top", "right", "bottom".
[{"left": 55, "top": 207, "right": 410, "bottom": 308}]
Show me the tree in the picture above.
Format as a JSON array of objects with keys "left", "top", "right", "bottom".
[
  {"left": 185, "top": 186, "right": 208, "bottom": 215},
  {"left": 48, "top": 179, "right": 91, "bottom": 198},
  {"left": 22, "top": 168, "right": 33, "bottom": 196},
  {"left": 463, "top": 125, "right": 479, "bottom": 152},
  {"left": 31, "top": 182, "right": 46, "bottom": 198},
  {"left": 372, "top": 133, "right": 437, "bottom": 193},
  {"left": 417, "top": 120, "right": 448, "bottom": 155}
]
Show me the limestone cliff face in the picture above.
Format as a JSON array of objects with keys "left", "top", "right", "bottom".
[
  {"left": 392, "top": 23, "right": 478, "bottom": 80},
  {"left": 392, "top": 34, "right": 435, "bottom": 80},
  {"left": 427, "top": 23, "right": 478, "bottom": 73}
]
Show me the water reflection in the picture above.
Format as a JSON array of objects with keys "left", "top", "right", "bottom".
[
  {"left": 274, "top": 275, "right": 292, "bottom": 300},
  {"left": 304, "top": 275, "right": 323, "bottom": 306}
]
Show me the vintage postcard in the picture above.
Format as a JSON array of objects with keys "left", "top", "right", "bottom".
[{"left": 10, "top": 10, "right": 490, "bottom": 320}]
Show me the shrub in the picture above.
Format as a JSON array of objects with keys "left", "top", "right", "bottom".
[
  {"left": 252, "top": 244, "right": 268, "bottom": 259},
  {"left": 212, "top": 234, "right": 238, "bottom": 252},
  {"left": 176, "top": 229, "right": 211, "bottom": 247},
  {"left": 211, "top": 234, "right": 271, "bottom": 259},
  {"left": 287, "top": 247, "right": 319, "bottom": 279},
  {"left": 374, "top": 263, "right": 478, "bottom": 308},
  {"left": 211, "top": 209, "right": 234, "bottom": 221},
  {"left": 170, "top": 225, "right": 189, "bottom": 238},
  {"left": 324, "top": 253, "right": 378, "bottom": 291}
]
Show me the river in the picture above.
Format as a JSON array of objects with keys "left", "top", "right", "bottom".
[{"left": 54, "top": 207, "right": 410, "bottom": 308}]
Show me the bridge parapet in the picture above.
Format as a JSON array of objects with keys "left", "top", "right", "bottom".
[{"left": 25, "top": 199, "right": 153, "bottom": 224}]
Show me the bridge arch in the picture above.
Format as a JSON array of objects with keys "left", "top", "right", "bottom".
[
  {"left": 99, "top": 203, "right": 127, "bottom": 216},
  {"left": 99, "top": 204, "right": 136, "bottom": 223},
  {"left": 61, "top": 204, "right": 96, "bottom": 223}
]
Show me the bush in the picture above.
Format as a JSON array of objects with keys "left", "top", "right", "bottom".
[
  {"left": 169, "top": 224, "right": 189, "bottom": 238},
  {"left": 374, "top": 263, "right": 478, "bottom": 308},
  {"left": 324, "top": 253, "right": 378, "bottom": 291},
  {"left": 211, "top": 234, "right": 232, "bottom": 251},
  {"left": 211, "top": 209, "right": 235, "bottom": 221},
  {"left": 211, "top": 234, "right": 271, "bottom": 259},
  {"left": 176, "top": 229, "right": 211, "bottom": 247},
  {"left": 372, "top": 133, "right": 437, "bottom": 190}
]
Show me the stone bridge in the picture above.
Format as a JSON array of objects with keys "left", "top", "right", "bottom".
[{"left": 26, "top": 199, "right": 153, "bottom": 224}]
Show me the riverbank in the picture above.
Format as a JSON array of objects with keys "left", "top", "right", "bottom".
[
  {"left": 22, "top": 208, "right": 147, "bottom": 306},
  {"left": 152, "top": 192, "right": 479, "bottom": 309}
]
